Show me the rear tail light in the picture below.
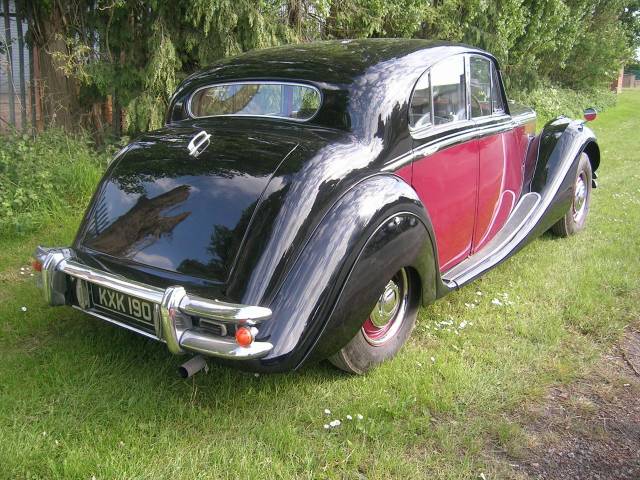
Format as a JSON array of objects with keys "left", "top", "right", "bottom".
[
  {"left": 235, "top": 326, "right": 254, "bottom": 347},
  {"left": 32, "top": 259, "right": 43, "bottom": 272}
]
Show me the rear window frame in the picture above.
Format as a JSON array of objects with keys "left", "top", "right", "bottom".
[{"left": 186, "top": 80, "right": 323, "bottom": 123}]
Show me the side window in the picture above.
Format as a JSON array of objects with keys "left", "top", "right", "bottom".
[
  {"left": 409, "top": 72, "right": 431, "bottom": 129},
  {"left": 470, "top": 57, "right": 492, "bottom": 118},
  {"left": 491, "top": 64, "right": 505, "bottom": 113},
  {"left": 431, "top": 56, "right": 466, "bottom": 125}
]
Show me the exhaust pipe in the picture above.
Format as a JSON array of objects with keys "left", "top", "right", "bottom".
[{"left": 178, "top": 355, "right": 209, "bottom": 378}]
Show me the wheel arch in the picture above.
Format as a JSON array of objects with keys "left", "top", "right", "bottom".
[
  {"left": 249, "top": 173, "right": 441, "bottom": 371},
  {"left": 582, "top": 140, "right": 600, "bottom": 172},
  {"left": 299, "top": 203, "right": 439, "bottom": 366}
]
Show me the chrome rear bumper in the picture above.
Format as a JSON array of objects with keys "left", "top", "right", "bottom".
[{"left": 35, "top": 247, "right": 273, "bottom": 360}]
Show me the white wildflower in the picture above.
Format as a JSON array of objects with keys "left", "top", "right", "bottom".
[
  {"left": 356, "top": 414, "right": 363, "bottom": 420},
  {"left": 491, "top": 298, "right": 502, "bottom": 306},
  {"left": 323, "top": 424, "right": 330, "bottom": 429},
  {"left": 346, "top": 415, "right": 353, "bottom": 420},
  {"left": 476, "top": 291, "right": 483, "bottom": 296},
  {"left": 324, "top": 409, "right": 331, "bottom": 415},
  {"left": 329, "top": 419, "right": 341, "bottom": 427},
  {"left": 459, "top": 320, "right": 468, "bottom": 329},
  {"left": 430, "top": 356, "right": 436, "bottom": 363}
]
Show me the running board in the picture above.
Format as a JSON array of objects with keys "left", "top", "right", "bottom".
[{"left": 442, "top": 192, "right": 541, "bottom": 289}]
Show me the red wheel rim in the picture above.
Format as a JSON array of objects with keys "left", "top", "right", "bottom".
[{"left": 362, "top": 269, "right": 409, "bottom": 346}]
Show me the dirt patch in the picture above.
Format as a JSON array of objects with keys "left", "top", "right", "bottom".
[{"left": 507, "top": 329, "right": 640, "bottom": 480}]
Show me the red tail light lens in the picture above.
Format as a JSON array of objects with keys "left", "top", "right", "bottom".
[
  {"left": 235, "top": 326, "right": 254, "bottom": 347},
  {"left": 32, "top": 260, "right": 43, "bottom": 272}
]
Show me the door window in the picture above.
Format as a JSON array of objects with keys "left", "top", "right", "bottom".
[
  {"left": 431, "top": 56, "right": 467, "bottom": 125},
  {"left": 491, "top": 65, "right": 505, "bottom": 113},
  {"left": 470, "top": 57, "right": 492, "bottom": 118},
  {"left": 409, "top": 72, "right": 431, "bottom": 129}
]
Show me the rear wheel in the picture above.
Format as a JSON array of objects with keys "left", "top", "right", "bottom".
[
  {"left": 551, "top": 152, "right": 592, "bottom": 237},
  {"left": 329, "top": 268, "right": 419, "bottom": 374}
]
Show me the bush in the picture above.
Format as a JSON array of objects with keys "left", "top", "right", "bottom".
[
  {"left": 511, "top": 85, "right": 617, "bottom": 127},
  {"left": 0, "top": 130, "right": 110, "bottom": 236}
]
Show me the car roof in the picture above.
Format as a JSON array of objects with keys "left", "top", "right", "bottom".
[
  {"left": 168, "top": 39, "right": 494, "bottom": 131},
  {"left": 178, "top": 39, "right": 488, "bottom": 90}
]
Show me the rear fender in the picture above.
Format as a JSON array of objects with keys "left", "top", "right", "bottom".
[{"left": 249, "top": 174, "right": 439, "bottom": 372}]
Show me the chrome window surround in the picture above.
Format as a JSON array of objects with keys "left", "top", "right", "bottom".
[
  {"left": 35, "top": 247, "right": 273, "bottom": 360},
  {"left": 186, "top": 81, "right": 323, "bottom": 123}
]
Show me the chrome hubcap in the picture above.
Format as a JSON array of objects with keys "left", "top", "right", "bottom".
[
  {"left": 370, "top": 280, "right": 401, "bottom": 327},
  {"left": 362, "top": 269, "right": 409, "bottom": 346},
  {"left": 573, "top": 174, "right": 588, "bottom": 222}
]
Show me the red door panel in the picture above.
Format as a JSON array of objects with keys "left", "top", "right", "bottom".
[
  {"left": 412, "top": 140, "right": 479, "bottom": 271},
  {"left": 472, "top": 128, "right": 526, "bottom": 252}
]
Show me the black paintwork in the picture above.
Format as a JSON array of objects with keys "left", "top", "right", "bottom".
[{"left": 68, "top": 39, "right": 600, "bottom": 371}]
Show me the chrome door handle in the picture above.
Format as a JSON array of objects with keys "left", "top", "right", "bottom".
[{"left": 187, "top": 131, "right": 212, "bottom": 158}]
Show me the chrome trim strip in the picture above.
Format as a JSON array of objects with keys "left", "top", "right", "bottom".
[
  {"left": 512, "top": 112, "right": 536, "bottom": 126},
  {"left": 186, "top": 80, "right": 323, "bottom": 123},
  {"left": 411, "top": 120, "right": 516, "bottom": 162},
  {"left": 382, "top": 150, "right": 413, "bottom": 172}
]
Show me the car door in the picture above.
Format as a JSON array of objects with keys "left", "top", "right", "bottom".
[
  {"left": 469, "top": 55, "right": 523, "bottom": 253},
  {"left": 409, "top": 55, "right": 480, "bottom": 272}
]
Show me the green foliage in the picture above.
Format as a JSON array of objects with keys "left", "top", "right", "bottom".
[
  {"left": 512, "top": 84, "right": 618, "bottom": 127},
  {"left": 18, "top": 0, "right": 640, "bottom": 135},
  {"left": 0, "top": 130, "right": 110, "bottom": 235}
]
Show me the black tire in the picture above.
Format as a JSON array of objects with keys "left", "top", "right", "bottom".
[
  {"left": 329, "top": 268, "right": 419, "bottom": 374},
  {"left": 551, "top": 152, "right": 592, "bottom": 237}
]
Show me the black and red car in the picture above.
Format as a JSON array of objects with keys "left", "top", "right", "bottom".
[{"left": 35, "top": 39, "right": 599, "bottom": 374}]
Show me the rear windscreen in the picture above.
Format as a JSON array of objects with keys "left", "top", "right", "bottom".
[{"left": 189, "top": 82, "right": 321, "bottom": 121}]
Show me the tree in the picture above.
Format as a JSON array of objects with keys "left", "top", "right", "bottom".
[{"left": 17, "top": 0, "right": 640, "bottom": 137}]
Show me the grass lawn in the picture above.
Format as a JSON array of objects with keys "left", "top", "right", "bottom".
[{"left": 0, "top": 90, "right": 639, "bottom": 480}]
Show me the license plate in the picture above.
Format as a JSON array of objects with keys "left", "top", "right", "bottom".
[{"left": 91, "top": 285, "right": 155, "bottom": 325}]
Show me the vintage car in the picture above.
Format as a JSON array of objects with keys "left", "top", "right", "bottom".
[{"left": 34, "top": 39, "right": 599, "bottom": 375}]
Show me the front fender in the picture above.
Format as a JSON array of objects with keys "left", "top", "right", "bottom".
[
  {"left": 245, "top": 174, "right": 438, "bottom": 372},
  {"left": 523, "top": 118, "right": 598, "bottom": 237}
]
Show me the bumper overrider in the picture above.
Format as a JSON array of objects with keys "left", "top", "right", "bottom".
[{"left": 34, "top": 247, "right": 274, "bottom": 360}]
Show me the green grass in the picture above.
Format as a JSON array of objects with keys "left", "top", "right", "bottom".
[{"left": 1, "top": 91, "right": 639, "bottom": 479}]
